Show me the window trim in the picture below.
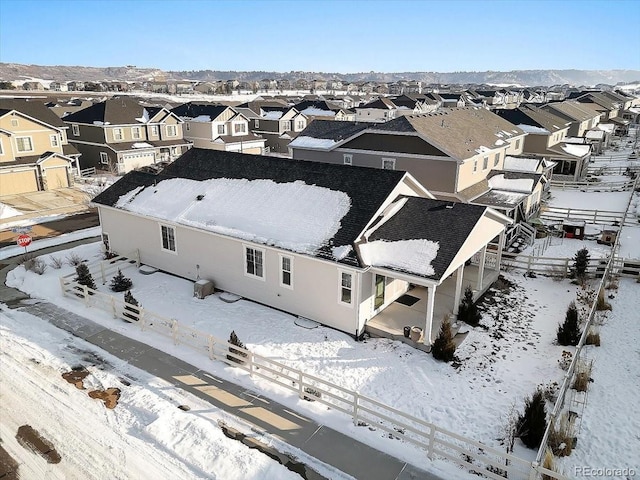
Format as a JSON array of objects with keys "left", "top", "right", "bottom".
[
  {"left": 244, "top": 244, "right": 265, "bottom": 281},
  {"left": 482, "top": 156, "right": 489, "bottom": 170},
  {"left": 131, "top": 126, "right": 142, "bottom": 139},
  {"left": 338, "top": 270, "right": 354, "bottom": 306},
  {"left": 15, "top": 136, "right": 34, "bottom": 153},
  {"left": 254, "top": 119, "right": 259, "bottom": 128},
  {"left": 166, "top": 124, "right": 178, "bottom": 137},
  {"left": 343, "top": 154, "right": 353, "bottom": 165},
  {"left": 50, "top": 134, "right": 60, "bottom": 147},
  {"left": 494, "top": 153, "right": 500, "bottom": 166},
  {"left": 233, "top": 122, "right": 246, "bottom": 134},
  {"left": 99, "top": 152, "right": 109, "bottom": 165},
  {"left": 279, "top": 254, "right": 293, "bottom": 289},
  {"left": 113, "top": 127, "right": 124, "bottom": 141},
  {"left": 0, "top": 138, "right": 4, "bottom": 155},
  {"left": 473, "top": 159, "right": 478, "bottom": 173},
  {"left": 11, "top": 118, "right": 18, "bottom": 127},
  {"left": 217, "top": 124, "right": 226, "bottom": 135},
  {"left": 160, "top": 224, "right": 177, "bottom": 254},
  {"left": 150, "top": 125, "right": 159, "bottom": 136},
  {"left": 382, "top": 157, "right": 396, "bottom": 170}
]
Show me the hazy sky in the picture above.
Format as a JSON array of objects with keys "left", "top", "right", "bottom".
[{"left": 1, "top": 0, "right": 639, "bottom": 72}]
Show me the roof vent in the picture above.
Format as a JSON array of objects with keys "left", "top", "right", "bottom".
[{"left": 446, "top": 202, "right": 455, "bottom": 209}]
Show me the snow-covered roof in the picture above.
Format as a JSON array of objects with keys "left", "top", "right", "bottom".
[
  {"left": 288, "top": 136, "right": 337, "bottom": 149},
  {"left": 359, "top": 240, "right": 439, "bottom": 277},
  {"left": 503, "top": 156, "right": 541, "bottom": 173},
  {"left": 114, "top": 177, "right": 351, "bottom": 255},
  {"left": 301, "top": 107, "right": 336, "bottom": 117},
  {"left": 261, "top": 110, "right": 283, "bottom": 120},
  {"left": 131, "top": 142, "right": 154, "bottom": 149},
  {"left": 597, "top": 123, "right": 615, "bottom": 134},
  {"left": 560, "top": 143, "right": 591, "bottom": 158},
  {"left": 585, "top": 130, "right": 605, "bottom": 140},
  {"left": 187, "top": 115, "right": 213, "bottom": 123},
  {"left": 488, "top": 174, "right": 534, "bottom": 193},
  {"left": 517, "top": 123, "right": 549, "bottom": 134}
]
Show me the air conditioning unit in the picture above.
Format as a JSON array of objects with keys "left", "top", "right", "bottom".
[{"left": 194, "top": 279, "right": 215, "bottom": 299}]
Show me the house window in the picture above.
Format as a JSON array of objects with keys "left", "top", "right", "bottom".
[
  {"left": 171, "top": 146, "right": 178, "bottom": 156},
  {"left": 282, "top": 120, "right": 291, "bottom": 131},
  {"left": 473, "top": 160, "right": 478, "bottom": 173},
  {"left": 234, "top": 123, "right": 246, "bottom": 134},
  {"left": 72, "top": 124, "right": 80, "bottom": 136},
  {"left": 113, "top": 128, "right": 123, "bottom": 141},
  {"left": 161, "top": 225, "right": 176, "bottom": 252},
  {"left": 102, "top": 232, "right": 110, "bottom": 253},
  {"left": 494, "top": 153, "right": 500, "bottom": 166},
  {"left": 0, "top": 139, "right": 4, "bottom": 155},
  {"left": 340, "top": 272, "right": 352, "bottom": 304},
  {"left": 280, "top": 255, "right": 293, "bottom": 288},
  {"left": 343, "top": 154, "right": 353, "bottom": 165},
  {"left": 11, "top": 118, "right": 18, "bottom": 127},
  {"left": 382, "top": 158, "right": 395, "bottom": 170},
  {"left": 515, "top": 138, "right": 520, "bottom": 149},
  {"left": 296, "top": 120, "right": 305, "bottom": 130},
  {"left": 217, "top": 124, "right": 225, "bottom": 135},
  {"left": 99, "top": 152, "right": 109, "bottom": 164},
  {"left": 185, "top": 123, "right": 190, "bottom": 132},
  {"left": 166, "top": 125, "right": 177, "bottom": 137},
  {"left": 16, "top": 136, "right": 33, "bottom": 152},
  {"left": 483, "top": 156, "right": 488, "bottom": 170},
  {"left": 254, "top": 119, "right": 259, "bottom": 128},
  {"left": 244, "top": 246, "right": 264, "bottom": 279},
  {"left": 150, "top": 125, "right": 158, "bottom": 136},
  {"left": 132, "top": 127, "right": 141, "bottom": 139}
]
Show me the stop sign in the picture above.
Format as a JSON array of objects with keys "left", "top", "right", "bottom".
[{"left": 17, "top": 234, "right": 32, "bottom": 248}]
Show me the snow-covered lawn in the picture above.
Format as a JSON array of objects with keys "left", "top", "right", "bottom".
[
  {"left": 0, "top": 226, "right": 101, "bottom": 260},
  {"left": 0, "top": 306, "right": 302, "bottom": 480},
  {"left": 546, "top": 189, "right": 631, "bottom": 212},
  {"left": 6, "top": 242, "right": 583, "bottom": 467},
  {"left": 0, "top": 202, "right": 22, "bottom": 219}
]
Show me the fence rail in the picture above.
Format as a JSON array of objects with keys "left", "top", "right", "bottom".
[
  {"left": 59, "top": 262, "right": 567, "bottom": 480},
  {"left": 550, "top": 178, "right": 637, "bottom": 192},
  {"left": 586, "top": 165, "right": 640, "bottom": 176},
  {"left": 539, "top": 206, "right": 637, "bottom": 227}
]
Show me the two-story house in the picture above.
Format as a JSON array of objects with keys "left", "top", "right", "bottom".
[
  {"left": 236, "top": 104, "right": 309, "bottom": 154},
  {"left": 540, "top": 100, "right": 601, "bottom": 137},
  {"left": 0, "top": 98, "right": 80, "bottom": 194},
  {"left": 494, "top": 105, "right": 591, "bottom": 180},
  {"left": 63, "top": 97, "right": 192, "bottom": 174},
  {"left": 171, "top": 103, "right": 266, "bottom": 155},
  {"left": 293, "top": 100, "right": 355, "bottom": 122}
]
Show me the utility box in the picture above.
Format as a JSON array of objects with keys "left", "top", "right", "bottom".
[
  {"left": 597, "top": 228, "right": 618, "bottom": 246},
  {"left": 194, "top": 279, "right": 215, "bottom": 299}
]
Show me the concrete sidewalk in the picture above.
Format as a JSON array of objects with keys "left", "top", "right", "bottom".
[{"left": 1, "top": 244, "right": 439, "bottom": 480}]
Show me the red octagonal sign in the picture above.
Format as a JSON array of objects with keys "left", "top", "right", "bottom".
[{"left": 17, "top": 234, "right": 32, "bottom": 248}]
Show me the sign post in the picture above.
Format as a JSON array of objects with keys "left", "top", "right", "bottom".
[{"left": 16, "top": 234, "right": 32, "bottom": 254}]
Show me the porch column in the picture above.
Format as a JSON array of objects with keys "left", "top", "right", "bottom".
[
  {"left": 476, "top": 245, "right": 487, "bottom": 291},
  {"left": 424, "top": 285, "right": 436, "bottom": 345},
  {"left": 453, "top": 264, "right": 464, "bottom": 316},
  {"left": 496, "top": 231, "right": 505, "bottom": 271}
]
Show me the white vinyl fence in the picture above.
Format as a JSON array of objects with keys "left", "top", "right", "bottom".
[{"left": 60, "top": 253, "right": 569, "bottom": 480}]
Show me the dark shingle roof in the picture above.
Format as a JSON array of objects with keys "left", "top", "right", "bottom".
[
  {"left": 63, "top": 97, "right": 148, "bottom": 124},
  {"left": 295, "top": 120, "right": 368, "bottom": 141},
  {"left": 0, "top": 98, "right": 67, "bottom": 128},
  {"left": 368, "top": 197, "right": 487, "bottom": 280},
  {"left": 93, "top": 149, "right": 406, "bottom": 265},
  {"left": 171, "top": 103, "right": 229, "bottom": 119}
]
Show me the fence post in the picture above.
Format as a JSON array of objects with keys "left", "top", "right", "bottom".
[
  {"left": 172, "top": 319, "right": 178, "bottom": 345},
  {"left": 208, "top": 335, "right": 215, "bottom": 360},
  {"left": 427, "top": 425, "right": 436, "bottom": 460},
  {"left": 59, "top": 277, "right": 67, "bottom": 296},
  {"left": 111, "top": 296, "right": 116, "bottom": 318},
  {"left": 249, "top": 352, "right": 254, "bottom": 377},
  {"left": 353, "top": 391, "right": 359, "bottom": 425},
  {"left": 135, "top": 249, "right": 140, "bottom": 268},
  {"left": 527, "top": 255, "right": 532, "bottom": 273},
  {"left": 100, "top": 261, "right": 106, "bottom": 285},
  {"left": 564, "top": 259, "right": 569, "bottom": 278},
  {"left": 139, "top": 309, "right": 146, "bottom": 331},
  {"left": 298, "top": 371, "right": 304, "bottom": 399},
  {"left": 83, "top": 285, "right": 89, "bottom": 306},
  {"left": 528, "top": 462, "right": 539, "bottom": 480}
]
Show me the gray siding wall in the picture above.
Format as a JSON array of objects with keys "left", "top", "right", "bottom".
[
  {"left": 522, "top": 133, "right": 550, "bottom": 154},
  {"left": 67, "top": 123, "right": 106, "bottom": 144},
  {"left": 71, "top": 143, "right": 113, "bottom": 170},
  {"left": 99, "top": 207, "right": 362, "bottom": 336}
]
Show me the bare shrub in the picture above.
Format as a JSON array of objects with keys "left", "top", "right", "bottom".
[
  {"left": 548, "top": 413, "right": 575, "bottom": 457},
  {"left": 605, "top": 277, "right": 619, "bottom": 290},
  {"left": 49, "top": 256, "right": 64, "bottom": 269},
  {"left": 227, "top": 331, "right": 248, "bottom": 364},
  {"left": 31, "top": 258, "right": 47, "bottom": 275},
  {"left": 585, "top": 328, "right": 601, "bottom": 346},
  {"left": 558, "top": 350, "right": 573, "bottom": 371},
  {"left": 541, "top": 448, "right": 556, "bottom": 480},
  {"left": 18, "top": 253, "right": 35, "bottom": 265},
  {"left": 595, "top": 289, "right": 611, "bottom": 311},
  {"left": 572, "top": 360, "right": 593, "bottom": 392},
  {"left": 539, "top": 381, "right": 560, "bottom": 403},
  {"left": 66, "top": 252, "right": 85, "bottom": 267}
]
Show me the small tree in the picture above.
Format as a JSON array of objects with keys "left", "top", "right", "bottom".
[
  {"left": 516, "top": 389, "right": 546, "bottom": 449},
  {"left": 110, "top": 269, "right": 133, "bottom": 292},
  {"left": 431, "top": 318, "right": 456, "bottom": 362},
  {"left": 74, "top": 263, "right": 96, "bottom": 290},
  {"left": 123, "top": 290, "right": 140, "bottom": 321},
  {"left": 571, "top": 248, "right": 590, "bottom": 282},
  {"left": 457, "top": 286, "right": 481, "bottom": 326},
  {"left": 227, "top": 330, "right": 248, "bottom": 364},
  {"left": 557, "top": 301, "right": 581, "bottom": 346}
]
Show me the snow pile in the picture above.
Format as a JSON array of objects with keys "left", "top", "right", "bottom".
[
  {"left": 517, "top": 124, "right": 549, "bottom": 134},
  {"left": 488, "top": 174, "right": 534, "bottom": 193},
  {"left": 135, "top": 108, "right": 150, "bottom": 123},
  {"left": 288, "top": 136, "right": 337, "bottom": 149},
  {"left": 331, "top": 244, "right": 352, "bottom": 260},
  {"left": 115, "top": 178, "right": 351, "bottom": 254},
  {"left": 0, "top": 203, "right": 22, "bottom": 219},
  {"left": 560, "top": 143, "right": 590, "bottom": 158},
  {"left": 186, "top": 115, "right": 212, "bottom": 123},
  {"left": 359, "top": 239, "right": 439, "bottom": 277},
  {"left": 132, "top": 142, "right": 154, "bottom": 149}
]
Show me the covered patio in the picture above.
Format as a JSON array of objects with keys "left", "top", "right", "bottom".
[{"left": 365, "top": 247, "right": 502, "bottom": 352}]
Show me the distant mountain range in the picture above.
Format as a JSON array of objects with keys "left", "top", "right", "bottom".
[{"left": 1, "top": 63, "right": 639, "bottom": 87}]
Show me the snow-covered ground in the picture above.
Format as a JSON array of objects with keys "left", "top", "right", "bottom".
[
  {"left": 6, "top": 242, "right": 581, "bottom": 468},
  {"left": 0, "top": 306, "right": 313, "bottom": 480},
  {"left": 546, "top": 189, "right": 630, "bottom": 212},
  {"left": 0, "top": 202, "right": 22, "bottom": 219},
  {"left": 0, "top": 226, "right": 101, "bottom": 260}
]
